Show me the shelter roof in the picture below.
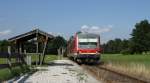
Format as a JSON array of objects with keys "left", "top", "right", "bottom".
[{"left": 8, "top": 29, "right": 54, "bottom": 42}]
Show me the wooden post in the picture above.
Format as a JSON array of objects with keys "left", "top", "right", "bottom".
[
  {"left": 41, "top": 36, "right": 48, "bottom": 64},
  {"left": 19, "top": 43, "right": 22, "bottom": 53},
  {"left": 7, "top": 46, "right": 12, "bottom": 69},
  {"left": 18, "top": 42, "right": 22, "bottom": 62},
  {"left": 59, "top": 47, "right": 64, "bottom": 60},
  {"left": 24, "top": 50, "right": 27, "bottom": 63},
  {"left": 57, "top": 48, "right": 61, "bottom": 60},
  {"left": 25, "top": 50, "right": 31, "bottom": 66},
  {"left": 36, "top": 29, "right": 38, "bottom": 66},
  {"left": 61, "top": 47, "right": 64, "bottom": 59},
  {"left": 39, "top": 53, "right": 41, "bottom": 65}
]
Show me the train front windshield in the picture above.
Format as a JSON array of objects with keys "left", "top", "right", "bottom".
[
  {"left": 79, "top": 42, "right": 97, "bottom": 49},
  {"left": 78, "top": 33, "right": 99, "bottom": 49}
]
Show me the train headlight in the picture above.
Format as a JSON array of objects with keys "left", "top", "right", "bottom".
[
  {"left": 78, "top": 51, "right": 81, "bottom": 54},
  {"left": 96, "top": 51, "right": 100, "bottom": 54}
]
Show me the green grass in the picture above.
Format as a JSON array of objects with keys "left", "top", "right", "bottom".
[
  {"left": 0, "top": 58, "right": 16, "bottom": 64},
  {"left": 0, "top": 68, "right": 13, "bottom": 81},
  {"left": 101, "top": 54, "right": 150, "bottom": 67},
  {"left": 44, "top": 55, "right": 58, "bottom": 63},
  {"left": 31, "top": 54, "right": 58, "bottom": 63},
  {"left": 0, "top": 58, "right": 6, "bottom": 64}
]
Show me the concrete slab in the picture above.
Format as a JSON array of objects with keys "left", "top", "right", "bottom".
[{"left": 7, "top": 60, "right": 101, "bottom": 83}]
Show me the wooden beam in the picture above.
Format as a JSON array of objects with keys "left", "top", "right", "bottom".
[{"left": 41, "top": 36, "right": 48, "bottom": 64}]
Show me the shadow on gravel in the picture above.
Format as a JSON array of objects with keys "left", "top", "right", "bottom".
[
  {"left": 31, "top": 61, "right": 74, "bottom": 66},
  {"left": 80, "top": 61, "right": 104, "bottom": 66},
  {"left": 8, "top": 70, "right": 37, "bottom": 83},
  {"left": 17, "top": 72, "right": 34, "bottom": 83}
]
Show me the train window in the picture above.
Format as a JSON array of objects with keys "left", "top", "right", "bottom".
[{"left": 78, "top": 42, "right": 97, "bottom": 49}]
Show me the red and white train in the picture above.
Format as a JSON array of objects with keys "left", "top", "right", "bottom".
[{"left": 67, "top": 31, "right": 102, "bottom": 63}]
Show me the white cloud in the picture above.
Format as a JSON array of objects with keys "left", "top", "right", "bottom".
[
  {"left": 81, "top": 25, "right": 89, "bottom": 29},
  {"left": 81, "top": 25, "right": 112, "bottom": 34},
  {"left": 0, "top": 30, "right": 11, "bottom": 35}
]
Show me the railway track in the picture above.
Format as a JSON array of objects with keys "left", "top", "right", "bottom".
[{"left": 81, "top": 64, "right": 149, "bottom": 83}]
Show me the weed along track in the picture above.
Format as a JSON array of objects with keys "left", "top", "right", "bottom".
[{"left": 81, "top": 64, "right": 149, "bottom": 83}]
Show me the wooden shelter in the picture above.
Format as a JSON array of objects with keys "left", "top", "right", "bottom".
[{"left": 8, "top": 29, "right": 54, "bottom": 65}]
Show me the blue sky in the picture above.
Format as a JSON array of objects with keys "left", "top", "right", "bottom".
[{"left": 0, "top": 0, "right": 150, "bottom": 43}]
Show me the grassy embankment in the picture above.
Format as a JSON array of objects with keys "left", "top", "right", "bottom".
[
  {"left": 0, "top": 55, "right": 57, "bottom": 81},
  {"left": 101, "top": 54, "right": 150, "bottom": 80}
]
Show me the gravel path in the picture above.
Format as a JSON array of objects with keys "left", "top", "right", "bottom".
[{"left": 7, "top": 60, "right": 101, "bottom": 83}]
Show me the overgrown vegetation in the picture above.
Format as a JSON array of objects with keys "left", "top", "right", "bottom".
[
  {"left": 0, "top": 65, "right": 30, "bottom": 81},
  {"left": 101, "top": 54, "right": 150, "bottom": 80},
  {"left": 102, "top": 54, "right": 150, "bottom": 66}
]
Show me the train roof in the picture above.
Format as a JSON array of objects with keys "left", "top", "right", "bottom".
[{"left": 77, "top": 32, "right": 100, "bottom": 38}]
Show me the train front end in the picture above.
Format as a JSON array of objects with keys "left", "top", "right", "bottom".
[{"left": 75, "top": 32, "right": 102, "bottom": 63}]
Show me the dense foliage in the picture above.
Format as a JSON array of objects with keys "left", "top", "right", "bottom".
[
  {"left": 46, "top": 36, "right": 67, "bottom": 54},
  {"left": 102, "top": 39, "right": 130, "bottom": 54},
  {"left": 0, "top": 40, "right": 10, "bottom": 52},
  {"left": 130, "top": 20, "right": 150, "bottom": 54}
]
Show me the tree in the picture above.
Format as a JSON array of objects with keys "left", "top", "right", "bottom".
[
  {"left": 120, "top": 39, "right": 131, "bottom": 54},
  {"left": 52, "top": 36, "right": 67, "bottom": 49},
  {"left": 102, "top": 38, "right": 123, "bottom": 54},
  {"left": 101, "top": 38, "right": 131, "bottom": 54},
  {"left": 114, "top": 38, "right": 122, "bottom": 53},
  {"left": 46, "top": 36, "right": 67, "bottom": 54},
  {"left": 130, "top": 19, "right": 150, "bottom": 54},
  {"left": 0, "top": 40, "right": 10, "bottom": 52}
]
